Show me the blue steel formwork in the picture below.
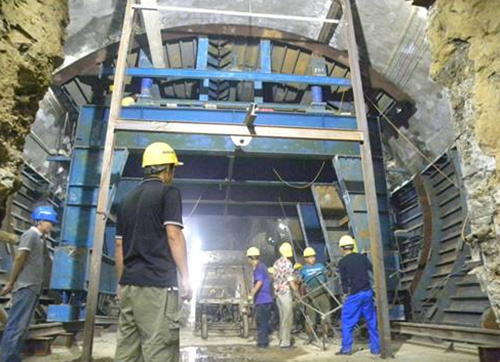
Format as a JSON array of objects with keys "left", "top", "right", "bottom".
[
  {"left": 48, "top": 36, "right": 395, "bottom": 321},
  {"left": 47, "top": 105, "right": 364, "bottom": 321},
  {"left": 48, "top": 106, "right": 130, "bottom": 321}
]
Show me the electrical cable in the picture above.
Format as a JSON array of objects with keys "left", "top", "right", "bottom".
[
  {"left": 392, "top": 23, "right": 426, "bottom": 86},
  {"left": 396, "top": 25, "right": 427, "bottom": 88},
  {"left": 383, "top": 8, "right": 417, "bottom": 76},
  {"left": 273, "top": 161, "right": 326, "bottom": 189},
  {"left": 385, "top": 12, "right": 421, "bottom": 81},
  {"left": 369, "top": 99, "right": 462, "bottom": 191},
  {"left": 338, "top": 87, "right": 346, "bottom": 113},
  {"left": 185, "top": 195, "right": 203, "bottom": 222},
  {"left": 399, "top": 29, "right": 428, "bottom": 89}
]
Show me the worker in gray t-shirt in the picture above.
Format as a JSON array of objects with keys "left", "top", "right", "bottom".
[{"left": 0, "top": 206, "right": 58, "bottom": 362}]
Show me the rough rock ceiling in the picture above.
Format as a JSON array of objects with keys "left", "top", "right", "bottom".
[{"left": 63, "top": 0, "right": 454, "bottom": 181}]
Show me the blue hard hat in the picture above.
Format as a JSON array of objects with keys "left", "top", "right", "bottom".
[{"left": 32, "top": 206, "right": 58, "bottom": 224}]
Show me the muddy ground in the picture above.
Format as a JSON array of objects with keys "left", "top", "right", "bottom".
[{"left": 24, "top": 328, "right": 477, "bottom": 362}]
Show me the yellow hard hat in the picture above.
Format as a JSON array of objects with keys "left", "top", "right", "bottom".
[
  {"left": 267, "top": 267, "right": 274, "bottom": 274},
  {"left": 121, "top": 96, "right": 135, "bottom": 107},
  {"left": 293, "top": 262, "right": 303, "bottom": 270},
  {"left": 303, "top": 247, "right": 316, "bottom": 258},
  {"left": 142, "top": 142, "right": 183, "bottom": 168},
  {"left": 246, "top": 247, "right": 260, "bottom": 257},
  {"left": 279, "top": 242, "right": 293, "bottom": 258},
  {"left": 339, "top": 235, "right": 356, "bottom": 248}
]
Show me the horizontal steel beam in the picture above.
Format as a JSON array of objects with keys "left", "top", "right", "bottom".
[
  {"left": 119, "top": 105, "right": 358, "bottom": 128},
  {"left": 391, "top": 322, "right": 500, "bottom": 346},
  {"left": 182, "top": 199, "right": 298, "bottom": 206},
  {"left": 123, "top": 68, "right": 352, "bottom": 87},
  {"left": 132, "top": 4, "right": 341, "bottom": 24},
  {"left": 140, "top": 99, "right": 349, "bottom": 113},
  {"left": 115, "top": 119, "right": 364, "bottom": 142}
]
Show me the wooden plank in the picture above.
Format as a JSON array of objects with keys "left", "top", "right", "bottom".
[
  {"left": 343, "top": 0, "right": 392, "bottom": 358},
  {"left": 317, "top": 0, "right": 343, "bottom": 44},
  {"left": 80, "top": 0, "right": 136, "bottom": 361},
  {"left": 139, "top": 0, "right": 167, "bottom": 68},
  {"left": 114, "top": 119, "right": 365, "bottom": 142}
]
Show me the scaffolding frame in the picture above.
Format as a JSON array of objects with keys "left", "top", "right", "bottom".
[{"left": 79, "top": 0, "right": 393, "bottom": 359}]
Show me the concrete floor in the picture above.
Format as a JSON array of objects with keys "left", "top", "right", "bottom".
[{"left": 25, "top": 329, "right": 478, "bottom": 362}]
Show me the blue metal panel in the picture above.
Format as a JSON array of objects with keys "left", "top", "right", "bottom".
[
  {"left": 61, "top": 207, "right": 96, "bottom": 247},
  {"left": 122, "top": 68, "right": 352, "bottom": 86},
  {"left": 50, "top": 246, "right": 87, "bottom": 290},
  {"left": 60, "top": 149, "right": 128, "bottom": 247},
  {"left": 71, "top": 105, "right": 360, "bottom": 156},
  {"left": 50, "top": 246, "right": 116, "bottom": 294},
  {"left": 84, "top": 252, "right": 116, "bottom": 294},
  {"left": 116, "top": 132, "right": 358, "bottom": 157},
  {"left": 54, "top": 100, "right": 367, "bottom": 318},
  {"left": 389, "top": 305, "right": 406, "bottom": 321},
  {"left": 65, "top": 149, "right": 129, "bottom": 187},
  {"left": 346, "top": 194, "right": 390, "bottom": 213},
  {"left": 117, "top": 106, "right": 361, "bottom": 155},
  {"left": 74, "top": 106, "right": 109, "bottom": 147},
  {"left": 120, "top": 106, "right": 357, "bottom": 128},
  {"left": 138, "top": 49, "right": 154, "bottom": 68},
  {"left": 105, "top": 225, "right": 117, "bottom": 256},
  {"left": 296, "top": 203, "right": 328, "bottom": 263},
  {"left": 79, "top": 105, "right": 359, "bottom": 133},
  {"left": 333, "top": 156, "right": 391, "bottom": 252},
  {"left": 47, "top": 305, "right": 78, "bottom": 322},
  {"left": 299, "top": 203, "right": 323, "bottom": 230},
  {"left": 333, "top": 154, "right": 395, "bottom": 290}
]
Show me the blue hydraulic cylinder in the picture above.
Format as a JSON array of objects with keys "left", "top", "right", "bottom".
[
  {"left": 311, "top": 86, "right": 323, "bottom": 103},
  {"left": 140, "top": 78, "right": 153, "bottom": 99}
]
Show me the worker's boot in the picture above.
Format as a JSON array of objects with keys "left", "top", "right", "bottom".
[{"left": 305, "top": 334, "right": 314, "bottom": 345}]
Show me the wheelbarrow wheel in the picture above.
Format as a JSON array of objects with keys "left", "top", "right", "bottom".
[
  {"left": 241, "top": 313, "right": 249, "bottom": 339},
  {"left": 201, "top": 313, "right": 208, "bottom": 340}
]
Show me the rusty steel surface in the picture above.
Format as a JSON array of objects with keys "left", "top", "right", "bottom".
[
  {"left": 344, "top": 0, "right": 392, "bottom": 357},
  {"left": 391, "top": 148, "right": 491, "bottom": 327},
  {"left": 392, "top": 321, "right": 500, "bottom": 347},
  {"left": 411, "top": 175, "right": 433, "bottom": 295},
  {"left": 52, "top": 25, "right": 413, "bottom": 107}
]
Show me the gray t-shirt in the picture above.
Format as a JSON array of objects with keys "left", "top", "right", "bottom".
[{"left": 15, "top": 227, "right": 45, "bottom": 293}]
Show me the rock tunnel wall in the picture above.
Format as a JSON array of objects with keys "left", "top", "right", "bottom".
[
  {"left": 428, "top": 0, "right": 500, "bottom": 321},
  {"left": 0, "top": 0, "right": 68, "bottom": 224}
]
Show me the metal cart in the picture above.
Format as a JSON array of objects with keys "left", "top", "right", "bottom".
[{"left": 195, "top": 252, "right": 252, "bottom": 340}]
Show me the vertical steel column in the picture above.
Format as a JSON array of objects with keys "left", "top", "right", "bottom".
[
  {"left": 343, "top": 0, "right": 393, "bottom": 358},
  {"left": 254, "top": 39, "right": 271, "bottom": 103},
  {"left": 80, "top": 0, "right": 136, "bottom": 360},
  {"left": 196, "top": 37, "right": 209, "bottom": 101}
]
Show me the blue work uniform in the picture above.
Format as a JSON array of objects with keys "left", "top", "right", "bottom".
[
  {"left": 253, "top": 262, "right": 273, "bottom": 347},
  {"left": 299, "top": 263, "right": 331, "bottom": 326},
  {"left": 338, "top": 253, "right": 380, "bottom": 354},
  {"left": 299, "top": 263, "right": 327, "bottom": 295}
]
